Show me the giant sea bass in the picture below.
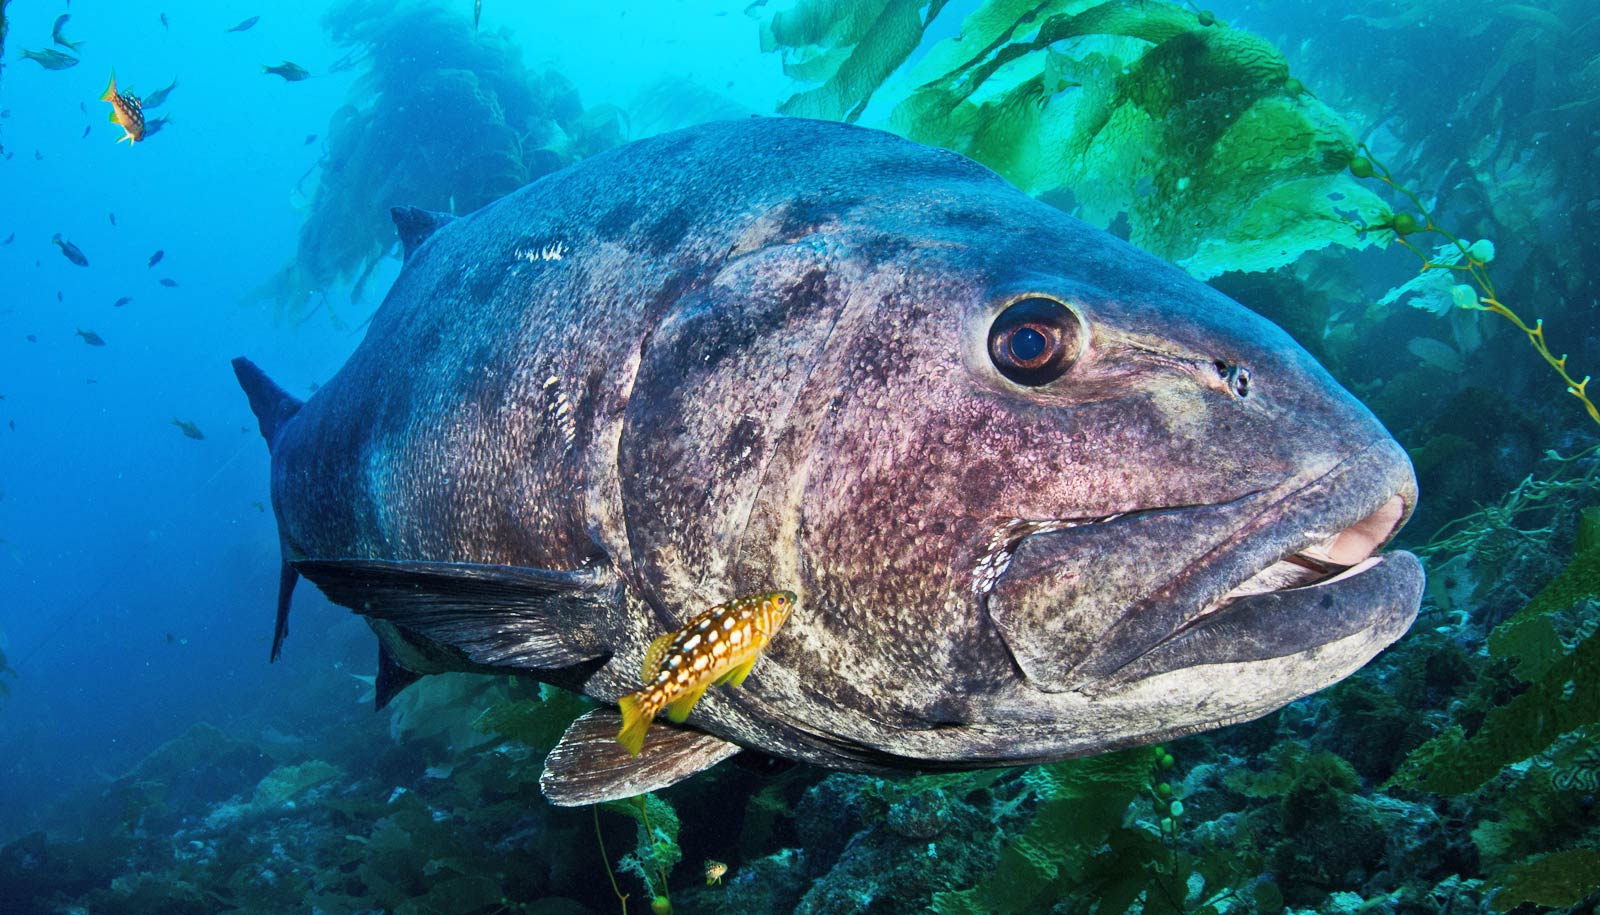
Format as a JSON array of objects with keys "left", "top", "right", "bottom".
[{"left": 234, "top": 118, "right": 1423, "bottom": 805}]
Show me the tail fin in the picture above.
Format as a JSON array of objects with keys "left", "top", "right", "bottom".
[
  {"left": 616, "top": 695, "right": 654, "bottom": 756},
  {"left": 231, "top": 357, "right": 303, "bottom": 450},
  {"left": 234, "top": 357, "right": 305, "bottom": 662},
  {"left": 100, "top": 71, "right": 117, "bottom": 103}
]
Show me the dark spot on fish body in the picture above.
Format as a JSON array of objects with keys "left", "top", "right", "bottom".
[
  {"left": 463, "top": 260, "right": 505, "bottom": 305},
  {"left": 594, "top": 201, "right": 637, "bottom": 241},
  {"left": 939, "top": 208, "right": 1000, "bottom": 230},
  {"left": 774, "top": 196, "right": 863, "bottom": 241},
  {"left": 719, "top": 414, "right": 767, "bottom": 476},
  {"left": 641, "top": 205, "right": 693, "bottom": 257}
]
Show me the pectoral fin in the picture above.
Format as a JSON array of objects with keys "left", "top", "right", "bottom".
[
  {"left": 540, "top": 708, "right": 741, "bottom": 806},
  {"left": 293, "top": 558, "right": 615, "bottom": 670},
  {"left": 374, "top": 641, "right": 421, "bottom": 710}
]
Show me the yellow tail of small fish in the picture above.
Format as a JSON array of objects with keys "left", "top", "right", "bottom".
[
  {"left": 616, "top": 694, "right": 653, "bottom": 756},
  {"left": 100, "top": 71, "right": 118, "bottom": 103}
]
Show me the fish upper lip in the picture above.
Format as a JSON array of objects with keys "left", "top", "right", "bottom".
[{"left": 984, "top": 440, "right": 1416, "bottom": 690}]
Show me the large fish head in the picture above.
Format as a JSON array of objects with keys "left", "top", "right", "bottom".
[
  {"left": 617, "top": 138, "right": 1419, "bottom": 769},
  {"left": 735, "top": 184, "right": 1421, "bottom": 766}
]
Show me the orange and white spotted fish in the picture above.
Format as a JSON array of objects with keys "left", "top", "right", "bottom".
[
  {"left": 616, "top": 591, "right": 796, "bottom": 756},
  {"left": 99, "top": 72, "right": 144, "bottom": 145}
]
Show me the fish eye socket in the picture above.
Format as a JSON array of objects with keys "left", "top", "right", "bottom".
[{"left": 987, "top": 297, "right": 1082, "bottom": 386}]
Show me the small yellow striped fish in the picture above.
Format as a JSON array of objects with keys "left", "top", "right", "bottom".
[
  {"left": 617, "top": 590, "right": 796, "bottom": 755},
  {"left": 99, "top": 72, "right": 145, "bottom": 145}
]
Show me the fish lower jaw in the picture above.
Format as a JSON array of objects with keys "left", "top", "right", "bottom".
[{"left": 1195, "top": 493, "right": 1407, "bottom": 627}]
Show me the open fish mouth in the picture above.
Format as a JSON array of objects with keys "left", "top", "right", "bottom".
[{"left": 981, "top": 442, "right": 1423, "bottom": 695}]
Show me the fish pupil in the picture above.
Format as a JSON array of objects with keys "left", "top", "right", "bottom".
[{"left": 1010, "top": 326, "right": 1047, "bottom": 362}]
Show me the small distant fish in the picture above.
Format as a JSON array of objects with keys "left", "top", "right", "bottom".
[
  {"left": 52, "top": 234, "right": 89, "bottom": 266},
  {"left": 52, "top": 14, "right": 85, "bottom": 52},
  {"left": 56, "top": 292, "right": 63, "bottom": 302},
  {"left": 109, "top": 212, "right": 117, "bottom": 226},
  {"left": 705, "top": 860, "right": 728, "bottom": 885},
  {"left": 2, "top": 234, "right": 12, "bottom": 245},
  {"left": 26, "top": 335, "right": 37, "bottom": 343},
  {"left": 33, "top": 150, "right": 43, "bottom": 160},
  {"left": 160, "top": 13, "right": 169, "bottom": 31},
  {"left": 171, "top": 418, "right": 205, "bottom": 440},
  {"left": 143, "top": 77, "right": 178, "bottom": 109},
  {"left": 226, "top": 16, "right": 260, "bottom": 32},
  {"left": 81, "top": 125, "right": 91, "bottom": 139},
  {"left": 263, "top": 61, "right": 309, "bottom": 82},
  {"left": 166, "top": 632, "right": 176, "bottom": 644},
  {"left": 113, "top": 296, "right": 133, "bottom": 307},
  {"left": 22, "top": 49, "right": 79, "bottom": 70},
  {"left": 474, "top": 0, "right": 482, "bottom": 31},
  {"left": 304, "top": 134, "right": 317, "bottom": 145},
  {"left": 616, "top": 590, "right": 796, "bottom": 755},
  {"left": 148, "top": 250, "right": 165, "bottom": 268},
  {"left": 144, "top": 114, "right": 172, "bottom": 138},
  {"left": 75, "top": 329, "right": 105, "bottom": 346},
  {"left": 251, "top": 500, "right": 266, "bottom": 512},
  {"left": 100, "top": 72, "right": 146, "bottom": 145},
  {"left": 159, "top": 278, "right": 179, "bottom": 287}
]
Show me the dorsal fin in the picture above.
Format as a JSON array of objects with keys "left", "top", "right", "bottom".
[
  {"left": 231, "top": 357, "right": 302, "bottom": 450},
  {"left": 390, "top": 206, "right": 455, "bottom": 261}
]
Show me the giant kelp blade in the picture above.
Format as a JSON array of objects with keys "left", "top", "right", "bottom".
[
  {"left": 757, "top": 0, "right": 950, "bottom": 121},
  {"left": 886, "top": 0, "right": 1387, "bottom": 277},
  {"left": 539, "top": 708, "right": 742, "bottom": 806}
]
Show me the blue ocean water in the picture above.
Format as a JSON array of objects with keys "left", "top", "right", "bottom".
[{"left": 1, "top": 1, "right": 1597, "bottom": 913}]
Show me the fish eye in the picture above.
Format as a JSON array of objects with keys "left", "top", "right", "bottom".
[{"left": 987, "top": 296, "right": 1083, "bottom": 386}]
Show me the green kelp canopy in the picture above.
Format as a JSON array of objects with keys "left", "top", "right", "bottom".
[
  {"left": 264, "top": 0, "right": 623, "bottom": 317},
  {"left": 755, "top": 0, "right": 1388, "bottom": 279}
]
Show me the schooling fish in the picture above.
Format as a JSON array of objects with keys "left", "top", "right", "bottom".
[
  {"left": 171, "top": 418, "right": 205, "bottom": 440},
  {"left": 158, "top": 277, "right": 178, "bottom": 287},
  {"left": 51, "top": 234, "right": 88, "bottom": 266},
  {"left": 22, "top": 49, "right": 79, "bottom": 70},
  {"left": 234, "top": 119, "right": 1421, "bottom": 807},
  {"left": 143, "top": 77, "right": 178, "bottom": 108},
  {"left": 100, "top": 72, "right": 145, "bottom": 145},
  {"left": 226, "top": 15, "right": 259, "bottom": 32},
  {"left": 617, "top": 591, "right": 795, "bottom": 755},
  {"left": 263, "top": 61, "right": 308, "bottom": 82},
  {"left": 148, "top": 250, "right": 164, "bottom": 268},
  {"left": 109, "top": 212, "right": 117, "bottom": 227},
  {"left": 52, "top": 14, "right": 84, "bottom": 52},
  {"left": 113, "top": 296, "right": 132, "bottom": 307},
  {"left": 2, "top": 234, "right": 12, "bottom": 245},
  {"left": 75, "top": 328, "right": 104, "bottom": 346},
  {"left": 160, "top": 13, "right": 169, "bottom": 31}
]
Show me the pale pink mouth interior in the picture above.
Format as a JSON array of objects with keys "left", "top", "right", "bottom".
[{"left": 1219, "top": 495, "right": 1406, "bottom": 604}]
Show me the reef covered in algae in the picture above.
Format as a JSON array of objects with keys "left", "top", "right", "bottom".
[
  {"left": 7, "top": 511, "right": 1600, "bottom": 915},
  {"left": 6, "top": 0, "right": 1600, "bottom": 912}
]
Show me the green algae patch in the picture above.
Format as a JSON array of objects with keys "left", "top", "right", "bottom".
[
  {"left": 1488, "top": 848, "right": 1600, "bottom": 912},
  {"left": 856, "top": 0, "right": 1389, "bottom": 278},
  {"left": 251, "top": 759, "right": 343, "bottom": 808}
]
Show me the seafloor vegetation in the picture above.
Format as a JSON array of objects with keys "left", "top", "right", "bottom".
[{"left": 5, "top": 0, "right": 1600, "bottom": 912}]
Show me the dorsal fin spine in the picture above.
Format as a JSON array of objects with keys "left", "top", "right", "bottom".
[{"left": 390, "top": 206, "right": 455, "bottom": 261}]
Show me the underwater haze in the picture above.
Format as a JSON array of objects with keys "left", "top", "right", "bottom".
[{"left": 1, "top": 0, "right": 1599, "bottom": 913}]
